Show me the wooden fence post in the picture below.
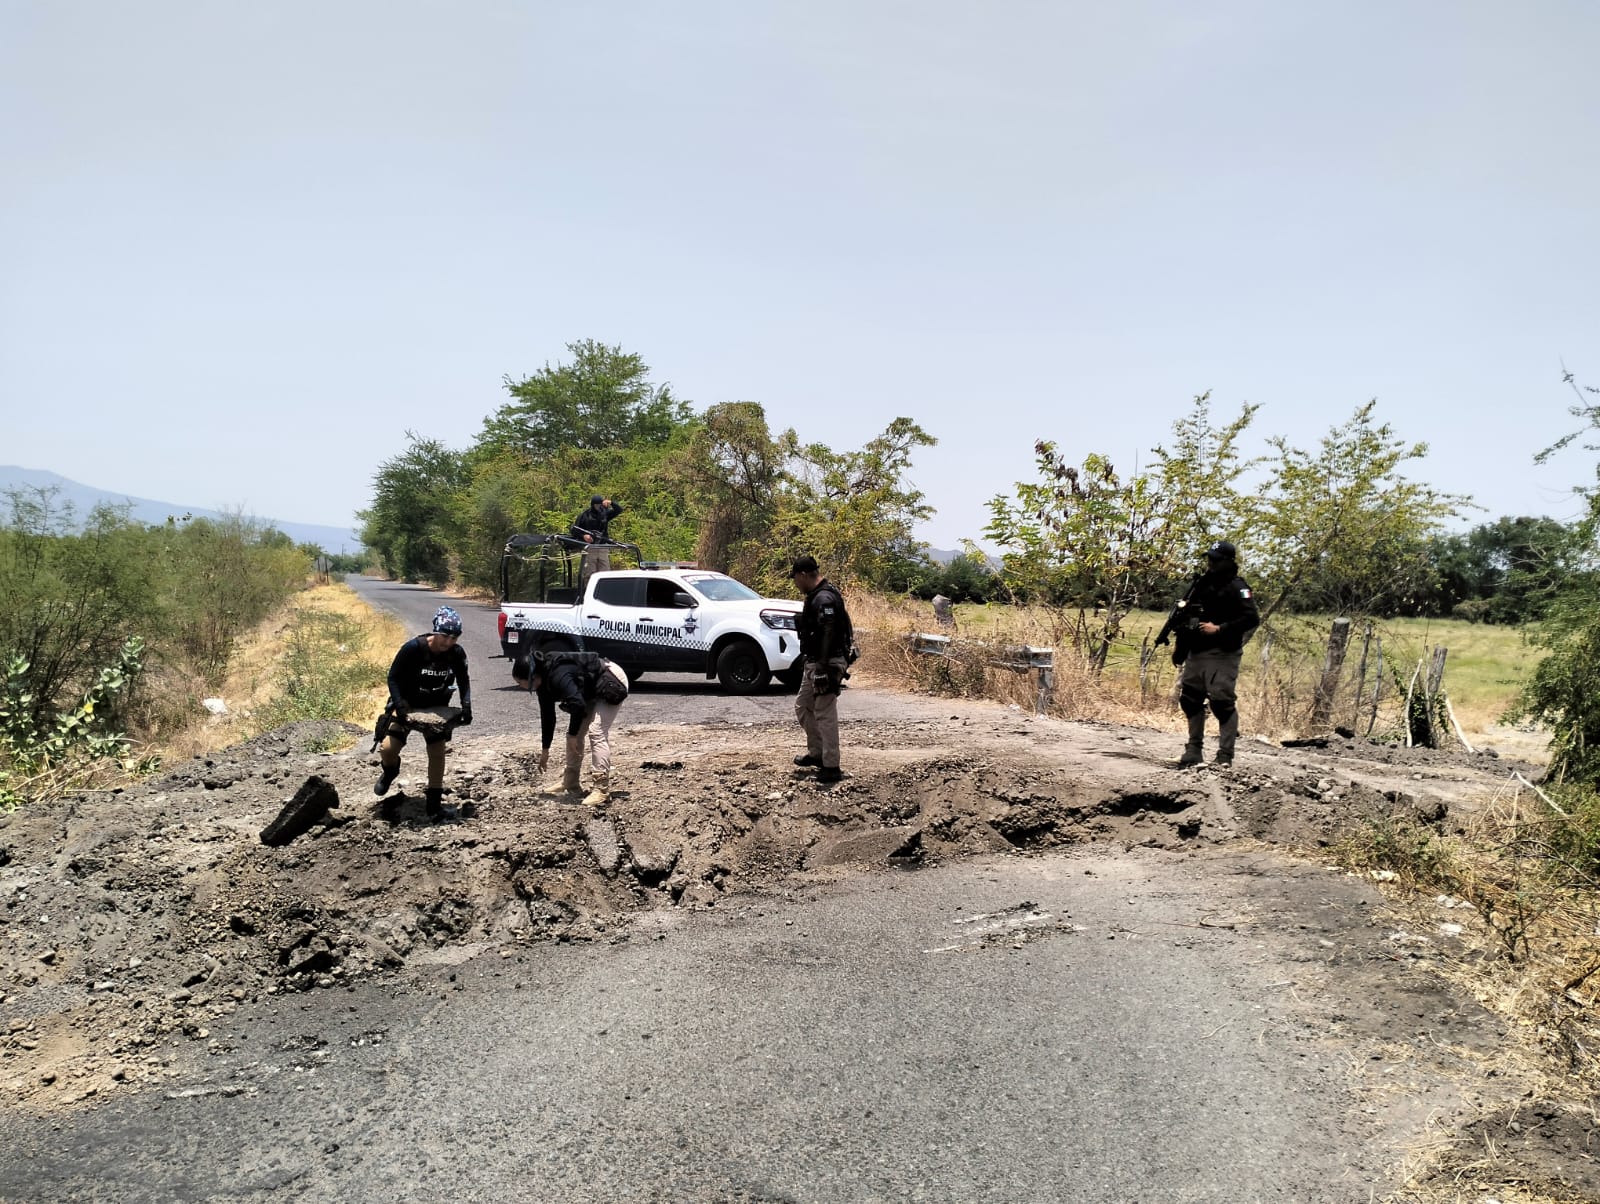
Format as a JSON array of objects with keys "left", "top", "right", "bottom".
[
  {"left": 1258, "top": 627, "right": 1274, "bottom": 720},
  {"left": 1426, "top": 647, "right": 1448, "bottom": 697},
  {"left": 1311, "top": 617, "right": 1353, "bottom": 729},
  {"left": 1353, "top": 622, "right": 1373, "bottom": 731},
  {"left": 1366, "top": 637, "right": 1383, "bottom": 736}
]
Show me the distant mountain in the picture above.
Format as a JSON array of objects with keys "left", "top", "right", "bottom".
[
  {"left": 927, "top": 545, "right": 1000, "bottom": 567},
  {"left": 0, "top": 466, "right": 363, "bottom": 553}
]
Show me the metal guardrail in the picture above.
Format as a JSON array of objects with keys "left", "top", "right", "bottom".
[{"left": 908, "top": 633, "right": 1055, "bottom": 715}]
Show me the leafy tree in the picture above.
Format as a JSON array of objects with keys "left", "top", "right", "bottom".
[
  {"left": 1245, "top": 401, "right": 1464, "bottom": 621},
  {"left": 1420, "top": 517, "right": 1579, "bottom": 623},
  {"left": 477, "top": 340, "right": 691, "bottom": 459},
  {"left": 986, "top": 395, "right": 1257, "bottom": 667},
  {"left": 160, "top": 513, "right": 309, "bottom": 682},
  {"left": 359, "top": 433, "right": 466, "bottom": 584},
  {"left": 767, "top": 417, "right": 936, "bottom": 593},
  {"left": 1512, "top": 369, "right": 1600, "bottom": 785},
  {"left": 682, "top": 401, "right": 788, "bottom": 577},
  {"left": 907, "top": 551, "right": 999, "bottom": 604}
]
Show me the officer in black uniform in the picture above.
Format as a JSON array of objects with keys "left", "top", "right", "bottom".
[
  {"left": 374, "top": 606, "right": 474, "bottom": 818},
  {"left": 790, "top": 555, "right": 853, "bottom": 783},
  {"left": 570, "top": 494, "right": 624, "bottom": 585},
  {"left": 1157, "top": 541, "right": 1260, "bottom": 767}
]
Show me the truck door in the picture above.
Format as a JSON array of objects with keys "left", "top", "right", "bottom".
[
  {"left": 582, "top": 575, "right": 646, "bottom": 659},
  {"left": 640, "top": 575, "right": 701, "bottom": 671}
]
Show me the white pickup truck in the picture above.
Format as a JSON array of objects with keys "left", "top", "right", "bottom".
[{"left": 495, "top": 534, "right": 804, "bottom": 694}]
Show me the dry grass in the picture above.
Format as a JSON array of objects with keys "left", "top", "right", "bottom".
[
  {"left": 881, "top": 596, "right": 1544, "bottom": 749},
  {"left": 852, "top": 592, "right": 1177, "bottom": 730},
  {"left": 1332, "top": 779, "right": 1600, "bottom": 1202},
  {"left": 154, "top": 582, "right": 407, "bottom": 761}
]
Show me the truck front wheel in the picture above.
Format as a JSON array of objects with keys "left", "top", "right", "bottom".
[{"left": 715, "top": 641, "right": 769, "bottom": 694}]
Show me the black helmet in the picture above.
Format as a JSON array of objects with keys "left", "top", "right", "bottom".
[
  {"left": 590, "top": 494, "right": 605, "bottom": 506},
  {"left": 1205, "top": 541, "right": 1237, "bottom": 562}
]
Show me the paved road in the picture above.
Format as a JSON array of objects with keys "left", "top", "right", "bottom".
[
  {"left": 345, "top": 574, "right": 912, "bottom": 733},
  {"left": 3, "top": 851, "right": 1398, "bottom": 1203},
  {"left": 0, "top": 576, "right": 1426, "bottom": 1201}
]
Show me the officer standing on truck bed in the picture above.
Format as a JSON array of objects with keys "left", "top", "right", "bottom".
[
  {"left": 1155, "top": 541, "right": 1260, "bottom": 768},
  {"left": 570, "top": 494, "right": 624, "bottom": 585}
]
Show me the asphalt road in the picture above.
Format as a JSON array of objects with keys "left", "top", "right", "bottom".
[
  {"left": 345, "top": 574, "right": 916, "bottom": 733},
  {"left": 0, "top": 576, "right": 1419, "bottom": 1201},
  {"left": 3, "top": 851, "right": 1394, "bottom": 1203}
]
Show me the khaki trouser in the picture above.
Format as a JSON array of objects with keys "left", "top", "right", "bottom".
[
  {"left": 379, "top": 731, "right": 448, "bottom": 790},
  {"left": 578, "top": 544, "right": 612, "bottom": 587},
  {"left": 795, "top": 656, "right": 849, "bottom": 768},
  {"left": 567, "top": 661, "right": 628, "bottom": 781}
]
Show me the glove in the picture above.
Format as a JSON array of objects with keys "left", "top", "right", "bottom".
[
  {"left": 559, "top": 699, "right": 584, "bottom": 716},
  {"left": 1153, "top": 632, "right": 1169, "bottom": 648},
  {"left": 391, "top": 707, "right": 409, "bottom": 728},
  {"left": 813, "top": 668, "right": 839, "bottom": 696},
  {"left": 537, "top": 748, "right": 550, "bottom": 772},
  {"left": 1171, "top": 649, "right": 1184, "bottom": 668},
  {"left": 457, "top": 705, "right": 473, "bottom": 727}
]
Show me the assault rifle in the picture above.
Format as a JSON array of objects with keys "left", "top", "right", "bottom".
[{"left": 1153, "top": 579, "right": 1205, "bottom": 666}]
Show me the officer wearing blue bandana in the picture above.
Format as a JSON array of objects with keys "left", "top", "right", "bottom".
[{"left": 374, "top": 606, "right": 474, "bottom": 819}]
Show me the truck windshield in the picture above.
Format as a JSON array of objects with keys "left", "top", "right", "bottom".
[{"left": 682, "top": 574, "right": 760, "bottom": 602}]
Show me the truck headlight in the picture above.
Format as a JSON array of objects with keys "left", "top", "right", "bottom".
[{"left": 760, "top": 609, "right": 797, "bottom": 631}]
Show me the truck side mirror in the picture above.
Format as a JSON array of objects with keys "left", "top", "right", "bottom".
[{"left": 673, "top": 592, "right": 696, "bottom": 609}]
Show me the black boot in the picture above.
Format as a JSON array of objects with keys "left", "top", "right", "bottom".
[
  {"left": 793, "top": 753, "right": 823, "bottom": 768},
  {"left": 374, "top": 762, "right": 400, "bottom": 796},
  {"left": 816, "top": 766, "right": 842, "bottom": 784},
  {"left": 1177, "top": 713, "right": 1206, "bottom": 768},
  {"left": 425, "top": 787, "right": 455, "bottom": 821}
]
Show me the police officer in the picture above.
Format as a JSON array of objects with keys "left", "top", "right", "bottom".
[
  {"left": 790, "top": 555, "right": 853, "bottom": 783},
  {"left": 374, "top": 606, "right": 474, "bottom": 818},
  {"left": 570, "top": 494, "right": 624, "bottom": 584},
  {"left": 1158, "top": 541, "right": 1260, "bottom": 768},
  {"left": 512, "top": 649, "right": 629, "bottom": 806}
]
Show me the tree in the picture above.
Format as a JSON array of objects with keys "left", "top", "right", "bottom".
[
  {"left": 986, "top": 395, "right": 1257, "bottom": 668},
  {"left": 0, "top": 489, "right": 161, "bottom": 728},
  {"left": 681, "top": 402, "right": 788, "bottom": 577},
  {"left": 1511, "top": 368, "right": 1600, "bottom": 785},
  {"left": 477, "top": 340, "right": 691, "bottom": 459},
  {"left": 359, "top": 434, "right": 466, "bottom": 585},
  {"left": 1419, "top": 516, "right": 1579, "bottom": 622},
  {"left": 768, "top": 417, "right": 937, "bottom": 593},
  {"left": 1246, "top": 402, "right": 1464, "bottom": 621},
  {"left": 907, "top": 551, "right": 999, "bottom": 604}
]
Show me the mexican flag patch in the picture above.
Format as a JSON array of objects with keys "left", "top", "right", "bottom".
[{"left": 1240, "top": 588, "right": 1252, "bottom": 599}]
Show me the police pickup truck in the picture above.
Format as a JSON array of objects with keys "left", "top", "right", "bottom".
[{"left": 496, "top": 534, "right": 804, "bottom": 694}]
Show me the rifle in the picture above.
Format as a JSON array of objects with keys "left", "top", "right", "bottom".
[
  {"left": 370, "top": 711, "right": 391, "bottom": 753},
  {"left": 1153, "top": 579, "right": 1205, "bottom": 666},
  {"left": 370, "top": 707, "right": 410, "bottom": 752}
]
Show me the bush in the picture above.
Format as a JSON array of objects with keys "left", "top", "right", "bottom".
[
  {"left": 0, "top": 637, "right": 151, "bottom": 809},
  {"left": 255, "top": 610, "right": 384, "bottom": 730}
]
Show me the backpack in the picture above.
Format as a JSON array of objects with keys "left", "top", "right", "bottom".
[{"left": 593, "top": 660, "right": 629, "bottom": 704}]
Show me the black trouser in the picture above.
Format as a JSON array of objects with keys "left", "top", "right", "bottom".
[{"left": 1179, "top": 650, "right": 1241, "bottom": 756}]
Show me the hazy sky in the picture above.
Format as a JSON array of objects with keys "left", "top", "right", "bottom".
[{"left": 4, "top": 1, "right": 1598, "bottom": 549}]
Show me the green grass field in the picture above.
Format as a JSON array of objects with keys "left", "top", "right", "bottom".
[{"left": 934, "top": 601, "right": 1540, "bottom": 736}]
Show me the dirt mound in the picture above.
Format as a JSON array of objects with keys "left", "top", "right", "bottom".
[{"left": 0, "top": 708, "right": 1520, "bottom": 1113}]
